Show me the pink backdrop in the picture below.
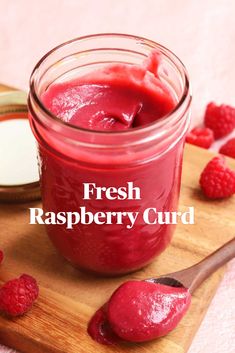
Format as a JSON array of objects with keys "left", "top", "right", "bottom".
[{"left": 0, "top": 0, "right": 235, "bottom": 352}]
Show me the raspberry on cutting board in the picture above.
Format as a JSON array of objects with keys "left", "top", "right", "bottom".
[
  {"left": 200, "top": 156, "right": 235, "bottom": 199},
  {"left": 204, "top": 102, "right": 235, "bottom": 139},
  {"left": 0, "top": 274, "right": 39, "bottom": 317},
  {"left": 219, "top": 138, "right": 235, "bottom": 159},
  {"left": 0, "top": 250, "right": 3, "bottom": 264},
  {"left": 186, "top": 127, "right": 214, "bottom": 149}
]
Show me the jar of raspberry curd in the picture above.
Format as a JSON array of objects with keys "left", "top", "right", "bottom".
[{"left": 28, "top": 34, "right": 191, "bottom": 275}]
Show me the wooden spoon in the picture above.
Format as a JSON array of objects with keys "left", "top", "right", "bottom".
[{"left": 146, "top": 237, "right": 235, "bottom": 293}]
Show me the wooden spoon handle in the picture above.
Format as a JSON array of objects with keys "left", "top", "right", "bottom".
[{"left": 169, "top": 237, "right": 235, "bottom": 292}]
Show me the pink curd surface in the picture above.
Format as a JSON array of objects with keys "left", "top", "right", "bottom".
[{"left": 0, "top": 0, "right": 234, "bottom": 352}]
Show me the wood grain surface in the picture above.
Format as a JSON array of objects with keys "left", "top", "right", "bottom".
[{"left": 0, "top": 144, "right": 234, "bottom": 353}]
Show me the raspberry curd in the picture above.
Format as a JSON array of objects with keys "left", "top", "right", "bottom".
[
  {"left": 29, "top": 34, "right": 191, "bottom": 275},
  {"left": 88, "top": 280, "right": 191, "bottom": 344}
]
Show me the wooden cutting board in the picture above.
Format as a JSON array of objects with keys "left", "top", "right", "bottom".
[{"left": 0, "top": 144, "right": 235, "bottom": 353}]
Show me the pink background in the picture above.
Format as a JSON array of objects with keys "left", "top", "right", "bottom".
[{"left": 0, "top": 0, "right": 235, "bottom": 352}]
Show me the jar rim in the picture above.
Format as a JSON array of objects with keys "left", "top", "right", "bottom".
[{"left": 29, "top": 33, "right": 192, "bottom": 138}]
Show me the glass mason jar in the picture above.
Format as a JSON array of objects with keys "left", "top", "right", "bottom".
[{"left": 28, "top": 34, "right": 191, "bottom": 276}]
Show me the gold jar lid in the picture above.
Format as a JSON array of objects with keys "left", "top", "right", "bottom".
[{"left": 0, "top": 87, "right": 41, "bottom": 203}]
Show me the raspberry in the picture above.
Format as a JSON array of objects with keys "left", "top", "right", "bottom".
[
  {"left": 186, "top": 127, "right": 214, "bottom": 149},
  {"left": 204, "top": 102, "right": 235, "bottom": 139},
  {"left": 219, "top": 138, "right": 235, "bottom": 159},
  {"left": 0, "top": 250, "right": 3, "bottom": 264},
  {"left": 200, "top": 156, "right": 235, "bottom": 199},
  {"left": 0, "top": 274, "right": 39, "bottom": 317}
]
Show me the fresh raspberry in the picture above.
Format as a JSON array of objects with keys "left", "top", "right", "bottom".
[
  {"left": 219, "top": 138, "right": 235, "bottom": 159},
  {"left": 186, "top": 127, "right": 214, "bottom": 148},
  {"left": 0, "top": 250, "right": 3, "bottom": 264},
  {"left": 200, "top": 156, "right": 235, "bottom": 199},
  {"left": 204, "top": 102, "right": 235, "bottom": 139},
  {"left": 0, "top": 274, "right": 39, "bottom": 317}
]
